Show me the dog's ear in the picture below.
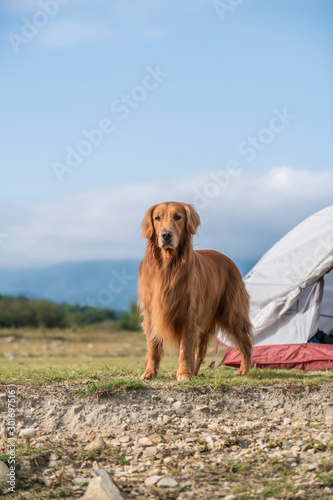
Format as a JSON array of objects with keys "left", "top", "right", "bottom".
[
  {"left": 184, "top": 204, "right": 201, "bottom": 235},
  {"left": 141, "top": 205, "right": 156, "bottom": 239}
]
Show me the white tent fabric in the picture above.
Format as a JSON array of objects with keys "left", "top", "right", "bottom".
[{"left": 218, "top": 205, "right": 333, "bottom": 347}]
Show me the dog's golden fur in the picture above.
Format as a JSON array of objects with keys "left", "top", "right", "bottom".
[{"left": 138, "top": 202, "right": 252, "bottom": 381}]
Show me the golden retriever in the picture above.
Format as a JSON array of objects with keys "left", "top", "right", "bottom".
[{"left": 138, "top": 202, "right": 252, "bottom": 381}]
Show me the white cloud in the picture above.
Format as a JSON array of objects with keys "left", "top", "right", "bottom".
[
  {"left": 0, "top": 167, "right": 332, "bottom": 268},
  {"left": 38, "top": 19, "right": 114, "bottom": 47}
]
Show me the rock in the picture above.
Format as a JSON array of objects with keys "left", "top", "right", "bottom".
[
  {"left": 172, "top": 401, "right": 183, "bottom": 411},
  {"left": 157, "top": 476, "right": 178, "bottom": 487},
  {"left": 5, "top": 336, "right": 16, "bottom": 343},
  {"left": 142, "top": 446, "right": 157, "bottom": 459},
  {"left": 74, "top": 477, "right": 90, "bottom": 485},
  {"left": 110, "top": 439, "right": 120, "bottom": 447},
  {"left": 296, "top": 440, "right": 304, "bottom": 446},
  {"left": 72, "top": 405, "right": 83, "bottom": 414},
  {"left": 119, "top": 436, "right": 130, "bottom": 443},
  {"left": 19, "top": 428, "right": 37, "bottom": 438},
  {"left": 307, "top": 464, "right": 317, "bottom": 471},
  {"left": 4, "top": 353, "right": 15, "bottom": 360},
  {"left": 0, "top": 461, "right": 10, "bottom": 489},
  {"left": 144, "top": 475, "right": 162, "bottom": 486},
  {"left": 0, "top": 426, "right": 8, "bottom": 440},
  {"left": 325, "top": 417, "right": 333, "bottom": 428},
  {"left": 282, "top": 418, "right": 291, "bottom": 425},
  {"left": 317, "top": 431, "right": 332, "bottom": 441},
  {"left": 162, "top": 415, "right": 171, "bottom": 424},
  {"left": 86, "top": 439, "right": 106, "bottom": 451},
  {"left": 223, "top": 495, "right": 237, "bottom": 500},
  {"left": 138, "top": 437, "right": 153, "bottom": 447},
  {"left": 81, "top": 468, "right": 123, "bottom": 499},
  {"left": 206, "top": 436, "right": 214, "bottom": 449},
  {"left": 196, "top": 405, "right": 210, "bottom": 414}
]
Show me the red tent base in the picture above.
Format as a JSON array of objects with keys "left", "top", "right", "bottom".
[{"left": 221, "top": 343, "right": 333, "bottom": 371}]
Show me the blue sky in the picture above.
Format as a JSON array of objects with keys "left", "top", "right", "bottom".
[{"left": 0, "top": 0, "right": 332, "bottom": 269}]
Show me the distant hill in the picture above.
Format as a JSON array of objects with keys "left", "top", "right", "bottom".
[
  {"left": 0, "top": 258, "right": 255, "bottom": 312},
  {"left": 0, "top": 260, "right": 140, "bottom": 312}
]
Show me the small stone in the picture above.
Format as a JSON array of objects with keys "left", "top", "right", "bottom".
[
  {"left": 0, "top": 461, "right": 10, "bottom": 489},
  {"left": 86, "top": 439, "right": 106, "bottom": 451},
  {"left": 71, "top": 405, "right": 83, "bottom": 414},
  {"left": 157, "top": 476, "right": 178, "bottom": 487},
  {"left": 145, "top": 475, "right": 162, "bottom": 486},
  {"left": 317, "top": 431, "right": 332, "bottom": 441},
  {"left": 82, "top": 468, "right": 123, "bottom": 499},
  {"left": 162, "top": 415, "right": 171, "bottom": 424},
  {"left": 142, "top": 446, "right": 157, "bottom": 458},
  {"left": 138, "top": 437, "right": 153, "bottom": 447},
  {"left": 223, "top": 495, "right": 237, "bottom": 500},
  {"left": 5, "top": 336, "right": 16, "bottom": 343},
  {"left": 73, "top": 477, "right": 90, "bottom": 485},
  {"left": 19, "top": 428, "right": 37, "bottom": 438},
  {"left": 119, "top": 436, "right": 130, "bottom": 443},
  {"left": 283, "top": 418, "right": 291, "bottom": 425},
  {"left": 296, "top": 440, "right": 304, "bottom": 446},
  {"left": 4, "top": 353, "right": 15, "bottom": 360},
  {"left": 172, "top": 401, "right": 182, "bottom": 411},
  {"left": 307, "top": 464, "right": 317, "bottom": 471},
  {"left": 325, "top": 417, "right": 333, "bottom": 428},
  {"left": 206, "top": 436, "right": 214, "bottom": 449},
  {"left": 196, "top": 405, "right": 210, "bottom": 414}
]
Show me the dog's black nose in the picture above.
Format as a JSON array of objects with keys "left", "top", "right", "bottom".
[{"left": 161, "top": 231, "right": 173, "bottom": 241}]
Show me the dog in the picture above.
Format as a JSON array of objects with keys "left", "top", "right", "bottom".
[{"left": 138, "top": 202, "right": 252, "bottom": 381}]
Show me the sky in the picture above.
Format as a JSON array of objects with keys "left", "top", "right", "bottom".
[{"left": 0, "top": 0, "right": 332, "bottom": 270}]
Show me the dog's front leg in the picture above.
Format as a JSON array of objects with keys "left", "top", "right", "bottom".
[
  {"left": 177, "top": 328, "right": 197, "bottom": 382},
  {"left": 141, "top": 337, "right": 163, "bottom": 380},
  {"left": 140, "top": 317, "right": 163, "bottom": 380}
]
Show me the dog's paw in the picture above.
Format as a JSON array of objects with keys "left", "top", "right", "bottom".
[
  {"left": 177, "top": 373, "right": 192, "bottom": 382},
  {"left": 140, "top": 371, "right": 157, "bottom": 380},
  {"left": 233, "top": 369, "right": 247, "bottom": 376}
]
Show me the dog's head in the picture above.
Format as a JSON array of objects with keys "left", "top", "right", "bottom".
[{"left": 141, "top": 202, "right": 200, "bottom": 250}]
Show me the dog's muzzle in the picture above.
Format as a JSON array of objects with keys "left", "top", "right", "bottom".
[{"left": 160, "top": 230, "right": 173, "bottom": 247}]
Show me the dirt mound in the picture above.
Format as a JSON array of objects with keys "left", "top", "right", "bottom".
[{"left": 0, "top": 383, "right": 332, "bottom": 499}]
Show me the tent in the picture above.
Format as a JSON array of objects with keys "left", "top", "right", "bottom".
[{"left": 213, "top": 205, "right": 333, "bottom": 370}]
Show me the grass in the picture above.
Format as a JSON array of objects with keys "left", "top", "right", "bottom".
[
  {"left": 1, "top": 323, "right": 332, "bottom": 500},
  {"left": 0, "top": 326, "right": 333, "bottom": 391}
]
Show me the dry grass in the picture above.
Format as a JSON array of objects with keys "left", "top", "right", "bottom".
[{"left": 1, "top": 326, "right": 333, "bottom": 390}]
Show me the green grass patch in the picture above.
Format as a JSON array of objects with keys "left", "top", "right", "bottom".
[{"left": 1, "top": 326, "right": 333, "bottom": 390}]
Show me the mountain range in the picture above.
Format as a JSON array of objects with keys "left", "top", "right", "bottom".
[{"left": 0, "top": 258, "right": 255, "bottom": 312}]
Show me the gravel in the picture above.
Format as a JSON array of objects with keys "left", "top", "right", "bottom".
[{"left": 0, "top": 382, "right": 332, "bottom": 498}]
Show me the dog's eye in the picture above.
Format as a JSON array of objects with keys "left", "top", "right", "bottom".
[
  {"left": 173, "top": 215, "right": 181, "bottom": 221},
  {"left": 155, "top": 216, "right": 161, "bottom": 221}
]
